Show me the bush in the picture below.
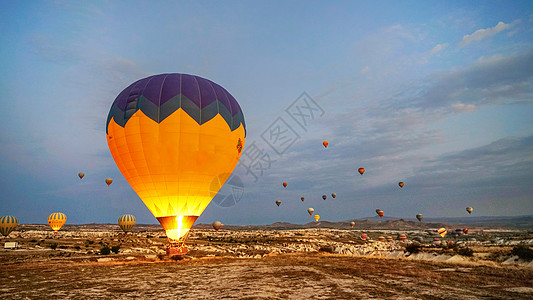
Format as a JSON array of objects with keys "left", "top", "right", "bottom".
[
  {"left": 30, "top": 239, "right": 37, "bottom": 243},
  {"left": 454, "top": 246, "right": 474, "bottom": 257},
  {"left": 50, "top": 243, "right": 58, "bottom": 250},
  {"left": 74, "top": 246, "right": 81, "bottom": 250},
  {"left": 100, "top": 246, "right": 111, "bottom": 255},
  {"left": 318, "top": 246, "right": 334, "bottom": 253},
  {"left": 405, "top": 243, "right": 421, "bottom": 254},
  {"left": 111, "top": 245, "right": 120, "bottom": 254},
  {"left": 511, "top": 245, "right": 533, "bottom": 260}
]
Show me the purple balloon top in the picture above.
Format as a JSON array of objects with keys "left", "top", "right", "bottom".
[{"left": 106, "top": 73, "right": 245, "bottom": 135}]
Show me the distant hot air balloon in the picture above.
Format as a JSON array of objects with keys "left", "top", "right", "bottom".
[
  {"left": 455, "top": 229, "right": 463, "bottom": 236},
  {"left": 386, "top": 236, "right": 393, "bottom": 242},
  {"left": 105, "top": 178, "right": 113, "bottom": 186},
  {"left": 307, "top": 208, "right": 314, "bottom": 216},
  {"left": 276, "top": 200, "right": 281, "bottom": 207},
  {"left": 0, "top": 216, "right": 18, "bottom": 237},
  {"left": 212, "top": 221, "right": 223, "bottom": 231},
  {"left": 300, "top": 197, "right": 305, "bottom": 202},
  {"left": 378, "top": 236, "right": 385, "bottom": 242},
  {"left": 322, "top": 195, "right": 327, "bottom": 200},
  {"left": 438, "top": 228, "right": 447, "bottom": 238},
  {"left": 350, "top": 221, "right": 355, "bottom": 228},
  {"left": 433, "top": 238, "right": 441, "bottom": 246},
  {"left": 323, "top": 141, "right": 328, "bottom": 148},
  {"left": 118, "top": 214, "right": 136, "bottom": 233},
  {"left": 48, "top": 213, "right": 67, "bottom": 232},
  {"left": 360, "top": 233, "right": 368, "bottom": 241},
  {"left": 398, "top": 233, "right": 407, "bottom": 242},
  {"left": 282, "top": 182, "right": 287, "bottom": 188},
  {"left": 416, "top": 214, "right": 423, "bottom": 222},
  {"left": 447, "top": 241, "right": 455, "bottom": 247},
  {"left": 331, "top": 193, "right": 336, "bottom": 198},
  {"left": 78, "top": 172, "right": 85, "bottom": 179},
  {"left": 376, "top": 209, "right": 384, "bottom": 218},
  {"left": 358, "top": 168, "right": 365, "bottom": 175},
  {"left": 106, "top": 74, "right": 246, "bottom": 255},
  {"left": 398, "top": 182, "right": 404, "bottom": 188},
  {"left": 314, "top": 215, "right": 320, "bottom": 222},
  {"left": 462, "top": 228, "right": 469, "bottom": 234},
  {"left": 466, "top": 207, "right": 473, "bottom": 214}
]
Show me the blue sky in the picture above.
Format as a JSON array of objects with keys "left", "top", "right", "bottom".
[{"left": 1, "top": 1, "right": 532, "bottom": 225}]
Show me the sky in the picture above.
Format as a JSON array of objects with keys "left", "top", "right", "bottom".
[{"left": 1, "top": 1, "right": 532, "bottom": 225}]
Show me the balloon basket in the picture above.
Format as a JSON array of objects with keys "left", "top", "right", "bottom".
[{"left": 166, "top": 243, "right": 187, "bottom": 256}]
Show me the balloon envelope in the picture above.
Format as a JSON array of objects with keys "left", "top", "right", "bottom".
[
  {"left": 105, "top": 178, "right": 113, "bottom": 186},
  {"left": 376, "top": 209, "right": 384, "bottom": 218},
  {"left": 212, "top": 221, "right": 223, "bottom": 231},
  {"left": 48, "top": 213, "right": 67, "bottom": 232},
  {"left": 438, "top": 228, "right": 447, "bottom": 238},
  {"left": 118, "top": 214, "right": 136, "bottom": 233},
  {"left": 416, "top": 214, "right": 423, "bottom": 222},
  {"left": 307, "top": 208, "right": 314, "bottom": 215},
  {"left": 282, "top": 182, "right": 287, "bottom": 188},
  {"left": 398, "top": 182, "right": 404, "bottom": 188},
  {"left": 331, "top": 193, "right": 336, "bottom": 198},
  {"left": 360, "top": 233, "right": 368, "bottom": 240},
  {"left": 322, "top": 195, "right": 327, "bottom": 200},
  {"left": 466, "top": 207, "right": 473, "bottom": 214},
  {"left": 322, "top": 141, "right": 328, "bottom": 148},
  {"left": 106, "top": 74, "right": 246, "bottom": 245},
  {"left": 358, "top": 168, "right": 365, "bottom": 175},
  {"left": 314, "top": 215, "right": 320, "bottom": 222},
  {"left": 300, "top": 197, "right": 305, "bottom": 202},
  {"left": 276, "top": 200, "right": 281, "bottom": 206},
  {"left": 0, "top": 216, "right": 18, "bottom": 237},
  {"left": 78, "top": 172, "right": 84, "bottom": 179},
  {"left": 350, "top": 221, "right": 355, "bottom": 228}
]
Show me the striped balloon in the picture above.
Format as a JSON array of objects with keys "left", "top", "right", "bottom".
[
  {"left": 437, "top": 227, "right": 447, "bottom": 238},
  {"left": 0, "top": 216, "right": 19, "bottom": 236},
  {"left": 118, "top": 214, "right": 136, "bottom": 233},
  {"left": 48, "top": 212, "right": 67, "bottom": 232}
]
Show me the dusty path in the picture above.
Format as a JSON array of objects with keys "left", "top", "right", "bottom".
[{"left": 1, "top": 254, "right": 532, "bottom": 299}]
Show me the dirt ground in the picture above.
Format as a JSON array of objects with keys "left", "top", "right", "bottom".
[{"left": 1, "top": 253, "right": 532, "bottom": 299}]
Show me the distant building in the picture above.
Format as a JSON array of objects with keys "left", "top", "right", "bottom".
[{"left": 4, "top": 242, "right": 19, "bottom": 249}]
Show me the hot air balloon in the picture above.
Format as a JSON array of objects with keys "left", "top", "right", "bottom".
[
  {"left": 0, "top": 216, "right": 18, "bottom": 237},
  {"left": 398, "top": 233, "right": 407, "bottom": 242},
  {"left": 462, "top": 228, "right": 469, "bottom": 234},
  {"left": 282, "top": 182, "right": 287, "bottom": 188},
  {"left": 378, "top": 236, "right": 385, "bottom": 242},
  {"left": 323, "top": 141, "right": 328, "bottom": 148},
  {"left": 455, "top": 229, "right": 463, "bottom": 236},
  {"left": 78, "top": 172, "right": 85, "bottom": 179},
  {"left": 358, "top": 168, "right": 365, "bottom": 175},
  {"left": 307, "top": 208, "right": 314, "bottom": 216},
  {"left": 433, "top": 238, "right": 441, "bottom": 246},
  {"left": 314, "top": 215, "right": 320, "bottom": 222},
  {"left": 48, "top": 213, "right": 67, "bottom": 232},
  {"left": 118, "top": 214, "right": 136, "bottom": 233},
  {"left": 386, "top": 236, "right": 393, "bottom": 242},
  {"left": 106, "top": 73, "right": 246, "bottom": 255},
  {"left": 466, "top": 207, "right": 473, "bottom": 214},
  {"left": 105, "top": 178, "right": 113, "bottom": 186},
  {"left": 276, "top": 200, "right": 281, "bottom": 207},
  {"left": 331, "top": 193, "right": 336, "bottom": 198},
  {"left": 447, "top": 241, "right": 455, "bottom": 247},
  {"left": 416, "top": 214, "right": 423, "bottom": 222},
  {"left": 376, "top": 209, "right": 384, "bottom": 218},
  {"left": 350, "top": 221, "right": 355, "bottom": 228},
  {"left": 322, "top": 195, "right": 327, "bottom": 200},
  {"left": 300, "top": 197, "right": 305, "bottom": 202},
  {"left": 360, "top": 233, "right": 368, "bottom": 241},
  {"left": 438, "top": 228, "right": 447, "bottom": 238},
  {"left": 212, "top": 221, "right": 223, "bottom": 231},
  {"left": 398, "top": 182, "right": 404, "bottom": 188}
]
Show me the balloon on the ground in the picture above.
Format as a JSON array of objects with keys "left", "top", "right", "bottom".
[
  {"left": 212, "top": 221, "right": 223, "bottom": 231},
  {"left": 48, "top": 213, "right": 67, "bottom": 232},
  {"left": 307, "top": 208, "right": 314, "bottom": 215},
  {"left": 0, "top": 216, "right": 18, "bottom": 237},
  {"left": 118, "top": 214, "right": 136, "bottom": 233},
  {"left": 358, "top": 168, "right": 365, "bottom": 175},
  {"left": 378, "top": 236, "right": 385, "bottom": 242},
  {"left": 416, "top": 214, "right": 423, "bottom": 222},
  {"left": 106, "top": 74, "right": 246, "bottom": 248},
  {"left": 398, "top": 233, "right": 407, "bottom": 241},
  {"left": 78, "top": 172, "right": 84, "bottom": 179}
]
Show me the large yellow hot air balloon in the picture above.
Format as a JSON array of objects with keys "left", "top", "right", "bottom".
[
  {"left": 314, "top": 215, "right": 320, "bottom": 222},
  {"left": 106, "top": 74, "right": 246, "bottom": 255},
  {"left": 0, "top": 216, "right": 18, "bottom": 237},
  {"left": 118, "top": 214, "right": 136, "bottom": 233},
  {"left": 438, "top": 228, "right": 447, "bottom": 238},
  {"left": 48, "top": 213, "right": 67, "bottom": 232}
]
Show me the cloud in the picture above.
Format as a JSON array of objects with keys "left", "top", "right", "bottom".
[
  {"left": 430, "top": 43, "right": 448, "bottom": 55},
  {"left": 360, "top": 66, "right": 370, "bottom": 74},
  {"left": 459, "top": 21, "right": 512, "bottom": 47},
  {"left": 452, "top": 103, "right": 476, "bottom": 112}
]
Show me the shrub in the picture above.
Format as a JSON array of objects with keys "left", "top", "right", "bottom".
[
  {"left": 170, "top": 255, "right": 184, "bottom": 261},
  {"left": 405, "top": 243, "right": 421, "bottom": 254},
  {"left": 30, "top": 239, "right": 37, "bottom": 243},
  {"left": 511, "top": 245, "right": 533, "bottom": 260},
  {"left": 100, "top": 246, "right": 111, "bottom": 255},
  {"left": 50, "top": 243, "right": 58, "bottom": 250},
  {"left": 455, "top": 246, "right": 474, "bottom": 257},
  {"left": 74, "top": 246, "right": 81, "bottom": 250},
  {"left": 318, "top": 246, "right": 334, "bottom": 253},
  {"left": 111, "top": 245, "right": 120, "bottom": 254}
]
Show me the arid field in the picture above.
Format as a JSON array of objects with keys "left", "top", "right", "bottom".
[{"left": 1, "top": 224, "right": 532, "bottom": 299}]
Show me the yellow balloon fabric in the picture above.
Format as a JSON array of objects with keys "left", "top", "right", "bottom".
[
  {"left": 106, "top": 74, "right": 246, "bottom": 243},
  {"left": 0, "top": 216, "right": 19, "bottom": 236},
  {"left": 48, "top": 212, "right": 67, "bottom": 232},
  {"left": 314, "top": 215, "right": 320, "bottom": 222},
  {"left": 118, "top": 214, "right": 136, "bottom": 233}
]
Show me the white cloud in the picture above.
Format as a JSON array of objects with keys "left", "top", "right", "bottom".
[
  {"left": 452, "top": 103, "right": 476, "bottom": 112},
  {"left": 360, "top": 66, "right": 370, "bottom": 74},
  {"left": 430, "top": 43, "right": 448, "bottom": 55},
  {"left": 459, "top": 21, "right": 512, "bottom": 47}
]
